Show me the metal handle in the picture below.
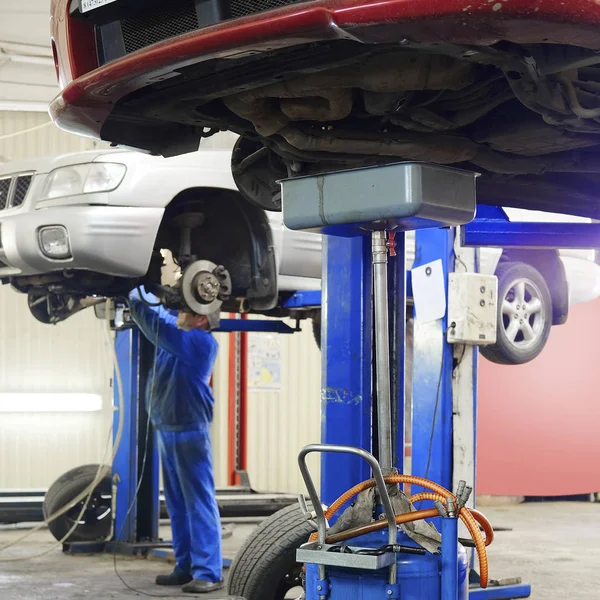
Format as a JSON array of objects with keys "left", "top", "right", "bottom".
[{"left": 297, "top": 444, "right": 398, "bottom": 548}]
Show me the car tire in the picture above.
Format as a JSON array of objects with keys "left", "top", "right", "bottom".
[
  {"left": 481, "top": 261, "right": 553, "bottom": 365},
  {"left": 228, "top": 503, "right": 313, "bottom": 600},
  {"left": 43, "top": 464, "right": 112, "bottom": 543}
]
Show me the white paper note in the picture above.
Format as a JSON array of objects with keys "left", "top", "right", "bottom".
[{"left": 411, "top": 259, "right": 446, "bottom": 323}]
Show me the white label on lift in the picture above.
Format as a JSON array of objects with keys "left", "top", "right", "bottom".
[
  {"left": 81, "top": 0, "right": 118, "bottom": 13},
  {"left": 412, "top": 259, "right": 446, "bottom": 323}
]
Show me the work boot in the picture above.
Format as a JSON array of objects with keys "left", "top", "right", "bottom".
[
  {"left": 182, "top": 579, "right": 225, "bottom": 593},
  {"left": 155, "top": 569, "right": 193, "bottom": 586}
]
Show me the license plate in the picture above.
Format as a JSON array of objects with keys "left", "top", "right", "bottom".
[{"left": 81, "top": 0, "right": 118, "bottom": 13}]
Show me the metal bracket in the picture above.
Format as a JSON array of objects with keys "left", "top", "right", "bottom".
[
  {"left": 462, "top": 205, "right": 600, "bottom": 249},
  {"left": 469, "top": 584, "right": 532, "bottom": 599},
  {"left": 314, "top": 579, "right": 330, "bottom": 597}
]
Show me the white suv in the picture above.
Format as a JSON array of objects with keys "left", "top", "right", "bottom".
[
  {"left": 0, "top": 146, "right": 598, "bottom": 364},
  {"left": 0, "top": 146, "right": 321, "bottom": 327}
]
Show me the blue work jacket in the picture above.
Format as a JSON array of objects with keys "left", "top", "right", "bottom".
[{"left": 128, "top": 288, "right": 219, "bottom": 431}]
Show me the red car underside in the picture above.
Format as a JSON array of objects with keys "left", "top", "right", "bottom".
[{"left": 51, "top": 0, "right": 600, "bottom": 217}]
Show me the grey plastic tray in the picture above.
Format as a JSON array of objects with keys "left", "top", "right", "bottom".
[{"left": 281, "top": 162, "right": 477, "bottom": 236}]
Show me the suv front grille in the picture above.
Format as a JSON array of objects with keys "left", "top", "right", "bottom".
[
  {"left": 230, "top": 0, "right": 304, "bottom": 20},
  {"left": 12, "top": 175, "right": 33, "bottom": 208},
  {"left": 95, "top": 0, "right": 308, "bottom": 64},
  {"left": 121, "top": 1, "right": 200, "bottom": 55},
  {"left": 0, "top": 179, "right": 10, "bottom": 211},
  {"left": 0, "top": 172, "right": 34, "bottom": 212}
]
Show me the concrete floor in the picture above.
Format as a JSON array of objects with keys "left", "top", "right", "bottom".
[{"left": 0, "top": 502, "right": 598, "bottom": 599}]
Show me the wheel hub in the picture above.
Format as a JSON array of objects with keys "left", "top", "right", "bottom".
[
  {"left": 181, "top": 259, "right": 232, "bottom": 315},
  {"left": 502, "top": 278, "right": 545, "bottom": 350},
  {"left": 194, "top": 271, "right": 221, "bottom": 302}
]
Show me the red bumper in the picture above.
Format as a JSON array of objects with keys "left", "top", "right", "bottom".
[{"left": 50, "top": 0, "right": 600, "bottom": 139}]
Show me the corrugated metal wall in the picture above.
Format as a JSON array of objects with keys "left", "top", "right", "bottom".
[
  {"left": 0, "top": 114, "right": 322, "bottom": 493},
  {"left": 0, "top": 111, "right": 98, "bottom": 161},
  {"left": 211, "top": 332, "right": 231, "bottom": 489},
  {"left": 246, "top": 320, "right": 321, "bottom": 493},
  {"left": 210, "top": 320, "right": 322, "bottom": 493}
]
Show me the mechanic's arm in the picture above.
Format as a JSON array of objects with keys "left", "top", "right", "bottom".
[{"left": 128, "top": 288, "right": 193, "bottom": 361}]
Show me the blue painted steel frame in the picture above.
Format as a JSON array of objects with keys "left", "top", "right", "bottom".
[
  {"left": 441, "top": 517, "right": 459, "bottom": 600},
  {"left": 215, "top": 319, "right": 299, "bottom": 334},
  {"left": 317, "top": 221, "right": 533, "bottom": 599},
  {"left": 113, "top": 328, "right": 141, "bottom": 542},
  {"left": 112, "top": 328, "right": 160, "bottom": 544},
  {"left": 469, "top": 585, "right": 532, "bottom": 599},
  {"left": 463, "top": 205, "right": 600, "bottom": 249},
  {"left": 411, "top": 228, "right": 454, "bottom": 493},
  {"left": 282, "top": 290, "right": 322, "bottom": 308},
  {"left": 320, "top": 236, "right": 373, "bottom": 505}
]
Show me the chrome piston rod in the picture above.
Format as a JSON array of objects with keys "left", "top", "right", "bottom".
[{"left": 372, "top": 230, "right": 393, "bottom": 472}]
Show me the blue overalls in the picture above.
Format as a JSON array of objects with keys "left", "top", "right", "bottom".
[{"left": 128, "top": 288, "right": 222, "bottom": 583}]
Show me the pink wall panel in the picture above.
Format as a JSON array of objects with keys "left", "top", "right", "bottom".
[{"left": 477, "top": 299, "right": 600, "bottom": 496}]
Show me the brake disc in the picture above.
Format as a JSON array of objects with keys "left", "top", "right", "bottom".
[{"left": 181, "top": 259, "right": 232, "bottom": 315}]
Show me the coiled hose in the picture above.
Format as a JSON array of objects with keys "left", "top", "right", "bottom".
[
  {"left": 409, "top": 492, "right": 494, "bottom": 546},
  {"left": 307, "top": 474, "right": 492, "bottom": 588}
]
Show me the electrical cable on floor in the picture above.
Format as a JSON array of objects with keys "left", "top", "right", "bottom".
[{"left": 0, "top": 298, "right": 125, "bottom": 561}]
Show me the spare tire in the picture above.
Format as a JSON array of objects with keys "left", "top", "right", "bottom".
[
  {"left": 228, "top": 503, "right": 313, "bottom": 600},
  {"left": 43, "top": 464, "right": 112, "bottom": 543}
]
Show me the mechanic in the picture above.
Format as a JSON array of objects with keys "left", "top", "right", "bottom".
[{"left": 128, "top": 287, "right": 223, "bottom": 594}]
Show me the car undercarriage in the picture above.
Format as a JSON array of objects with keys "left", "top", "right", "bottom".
[{"left": 95, "top": 39, "right": 600, "bottom": 218}]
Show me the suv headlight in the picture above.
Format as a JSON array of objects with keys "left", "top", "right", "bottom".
[{"left": 41, "top": 163, "right": 126, "bottom": 200}]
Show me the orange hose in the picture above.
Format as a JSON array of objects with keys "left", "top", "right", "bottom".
[
  {"left": 409, "top": 493, "right": 494, "bottom": 546},
  {"left": 307, "top": 475, "right": 490, "bottom": 588},
  {"left": 326, "top": 508, "right": 439, "bottom": 544},
  {"left": 470, "top": 509, "right": 495, "bottom": 546}
]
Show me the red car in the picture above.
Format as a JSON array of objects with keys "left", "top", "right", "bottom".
[{"left": 50, "top": 0, "right": 600, "bottom": 216}]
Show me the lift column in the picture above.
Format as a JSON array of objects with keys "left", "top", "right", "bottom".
[{"left": 111, "top": 328, "right": 160, "bottom": 551}]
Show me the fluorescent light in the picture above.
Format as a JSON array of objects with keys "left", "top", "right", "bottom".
[{"left": 0, "top": 393, "right": 103, "bottom": 413}]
